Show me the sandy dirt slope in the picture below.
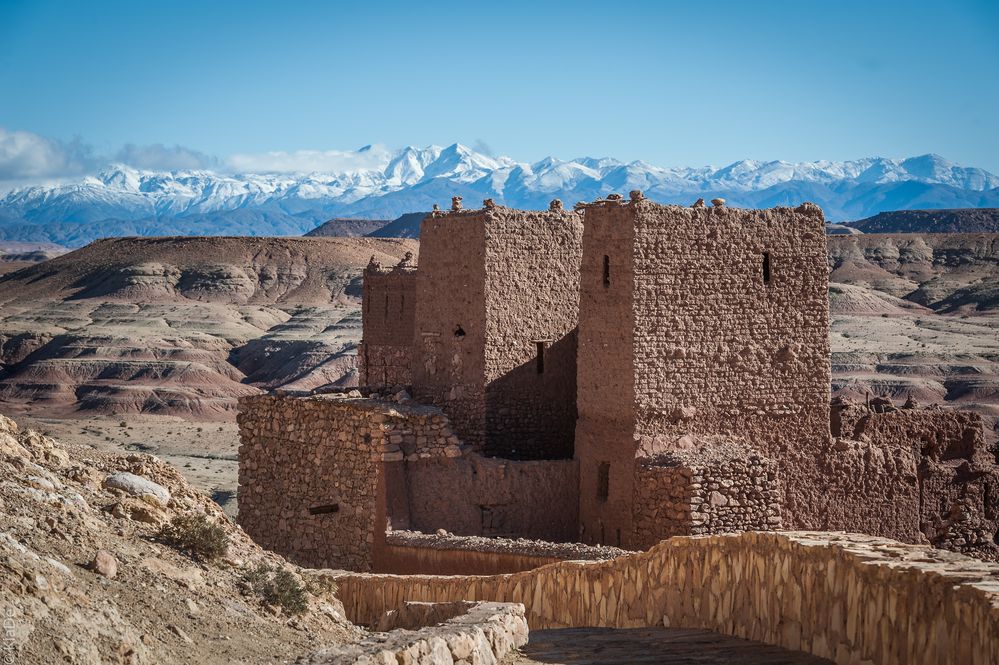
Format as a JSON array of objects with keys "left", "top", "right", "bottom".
[{"left": 0, "top": 236, "right": 417, "bottom": 418}]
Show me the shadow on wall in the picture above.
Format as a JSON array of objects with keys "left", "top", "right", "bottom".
[{"left": 484, "top": 328, "right": 578, "bottom": 460}]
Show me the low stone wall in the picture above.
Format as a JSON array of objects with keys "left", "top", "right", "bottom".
[
  {"left": 632, "top": 439, "right": 782, "bottom": 549},
  {"left": 302, "top": 601, "right": 528, "bottom": 664},
  {"left": 377, "top": 530, "right": 625, "bottom": 575},
  {"left": 331, "top": 531, "right": 999, "bottom": 665}
]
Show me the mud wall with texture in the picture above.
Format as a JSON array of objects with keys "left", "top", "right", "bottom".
[
  {"left": 331, "top": 531, "right": 999, "bottom": 665},
  {"left": 411, "top": 214, "right": 487, "bottom": 448},
  {"left": 481, "top": 207, "right": 583, "bottom": 459},
  {"left": 360, "top": 265, "right": 417, "bottom": 388}
]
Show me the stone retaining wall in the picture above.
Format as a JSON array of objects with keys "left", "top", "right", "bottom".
[
  {"left": 302, "top": 601, "right": 528, "bottom": 664},
  {"left": 330, "top": 531, "right": 999, "bottom": 665}
]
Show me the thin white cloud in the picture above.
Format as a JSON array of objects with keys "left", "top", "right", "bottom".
[
  {"left": 226, "top": 145, "right": 394, "bottom": 174},
  {"left": 0, "top": 128, "right": 96, "bottom": 180},
  {"left": 113, "top": 143, "right": 218, "bottom": 171}
]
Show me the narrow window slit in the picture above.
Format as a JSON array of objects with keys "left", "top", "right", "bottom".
[
  {"left": 602, "top": 255, "right": 610, "bottom": 287},
  {"left": 762, "top": 252, "right": 772, "bottom": 284},
  {"left": 309, "top": 504, "right": 339, "bottom": 515},
  {"left": 536, "top": 341, "right": 545, "bottom": 374},
  {"left": 597, "top": 462, "right": 610, "bottom": 501}
]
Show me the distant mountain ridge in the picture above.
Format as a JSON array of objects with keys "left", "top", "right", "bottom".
[
  {"left": 847, "top": 208, "right": 999, "bottom": 233},
  {"left": 2, "top": 144, "right": 998, "bottom": 245}
]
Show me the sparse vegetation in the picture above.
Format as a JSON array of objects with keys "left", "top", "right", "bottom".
[
  {"left": 242, "top": 563, "right": 309, "bottom": 615},
  {"left": 158, "top": 513, "right": 229, "bottom": 561}
]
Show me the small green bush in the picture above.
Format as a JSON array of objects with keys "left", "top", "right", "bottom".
[
  {"left": 242, "top": 563, "right": 308, "bottom": 615},
  {"left": 159, "top": 513, "right": 229, "bottom": 562}
]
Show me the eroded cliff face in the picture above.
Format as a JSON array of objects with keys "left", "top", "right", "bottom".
[
  {"left": 0, "top": 237, "right": 418, "bottom": 418},
  {"left": 827, "top": 233, "right": 999, "bottom": 420}
]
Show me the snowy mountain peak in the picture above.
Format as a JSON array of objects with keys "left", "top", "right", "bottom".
[{"left": 1, "top": 144, "right": 997, "bottom": 245}]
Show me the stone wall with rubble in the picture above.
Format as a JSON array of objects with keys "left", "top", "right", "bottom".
[
  {"left": 411, "top": 206, "right": 583, "bottom": 460},
  {"left": 239, "top": 392, "right": 583, "bottom": 571},
  {"left": 331, "top": 531, "right": 999, "bottom": 665},
  {"left": 831, "top": 400, "right": 999, "bottom": 559},
  {"left": 359, "top": 262, "right": 417, "bottom": 388},
  {"left": 631, "top": 438, "right": 782, "bottom": 549},
  {"left": 302, "top": 601, "right": 528, "bottom": 664}
]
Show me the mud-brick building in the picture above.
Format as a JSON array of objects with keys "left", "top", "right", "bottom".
[
  {"left": 361, "top": 205, "right": 583, "bottom": 460},
  {"left": 575, "top": 200, "right": 831, "bottom": 546},
  {"left": 238, "top": 195, "right": 999, "bottom": 571}
]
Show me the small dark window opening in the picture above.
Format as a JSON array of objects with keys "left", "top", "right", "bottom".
[
  {"left": 762, "top": 252, "right": 772, "bottom": 284},
  {"left": 536, "top": 341, "right": 545, "bottom": 374},
  {"left": 400, "top": 293, "right": 405, "bottom": 313},
  {"left": 602, "top": 255, "right": 610, "bottom": 287},
  {"left": 597, "top": 462, "right": 610, "bottom": 502},
  {"left": 384, "top": 293, "right": 389, "bottom": 318},
  {"left": 309, "top": 503, "right": 339, "bottom": 515},
  {"left": 453, "top": 325, "right": 466, "bottom": 338},
  {"left": 365, "top": 291, "right": 370, "bottom": 313}
]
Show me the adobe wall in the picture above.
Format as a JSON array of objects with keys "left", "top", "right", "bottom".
[
  {"left": 412, "top": 206, "right": 583, "bottom": 459},
  {"left": 411, "top": 214, "right": 487, "bottom": 448},
  {"left": 832, "top": 402, "right": 999, "bottom": 558},
  {"left": 481, "top": 207, "right": 583, "bottom": 459},
  {"left": 632, "top": 439, "right": 782, "bottom": 549},
  {"left": 575, "top": 200, "right": 636, "bottom": 545},
  {"left": 628, "top": 201, "right": 832, "bottom": 526},
  {"left": 359, "top": 262, "right": 417, "bottom": 388},
  {"left": 238, "top": 392, "right": 583, "bottom": 570},
  {"left": 330, "top": 531, "right": 999, "bottom": 665},
  {"left": 397, "top": 454, "right": 578, "bottom": 542}
]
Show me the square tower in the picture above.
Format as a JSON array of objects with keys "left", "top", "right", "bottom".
[
  {"left": 358, "top": 252, "right": 417, "bottom": 389},
  {"left": 411, "top": 203, "right": 583, "bottom": 459},
  {"left": 575, "top": 198, "right": 830, "bottom": 547}
]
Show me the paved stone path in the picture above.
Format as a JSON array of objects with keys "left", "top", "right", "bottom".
[{"left": 502, "top": 627, "right": 833, "bottom": 664}]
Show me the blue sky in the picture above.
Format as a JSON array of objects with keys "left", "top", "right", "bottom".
[{"left": 1, "top": 0, "right": 997, "bottom": 177}]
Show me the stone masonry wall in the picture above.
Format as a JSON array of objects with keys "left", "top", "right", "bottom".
[
  {"left": 331, "top": 531, "right": 999, "bottom": 665},
  {"left": 632, "top": 438, "right": 782, "bottom": 549},
  {"left": 237, "top": 394, "right": 386, "bottom": 570},
  {"left": 629, "top": 201, "right": 832, "bottom": 529}
]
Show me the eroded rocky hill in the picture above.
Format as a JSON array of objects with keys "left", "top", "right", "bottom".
[
  {"left": 0, "top": 237, "right": 417, "bottom": 418},
  {"left": 827, "top": 233, "right": 999, "bottom": 417}
]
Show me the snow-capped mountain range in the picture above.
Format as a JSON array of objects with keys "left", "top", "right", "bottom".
[{"left": 2, "top": 143, "right": 997, "bottom": 246}]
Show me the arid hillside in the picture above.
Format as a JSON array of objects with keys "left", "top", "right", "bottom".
[
  {"left": 0, "top": 236, "right": 417, "bottom": 418},
  {"left": 827, "top": 233, "right": 999, "bottom": 418},
  {"left": 0, "top": 412, "right": 361, "bottom": 663}
]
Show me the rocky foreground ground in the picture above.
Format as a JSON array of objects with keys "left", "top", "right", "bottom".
[{"left": 0, "top": 413, "right": 364, "bottom": 664}]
